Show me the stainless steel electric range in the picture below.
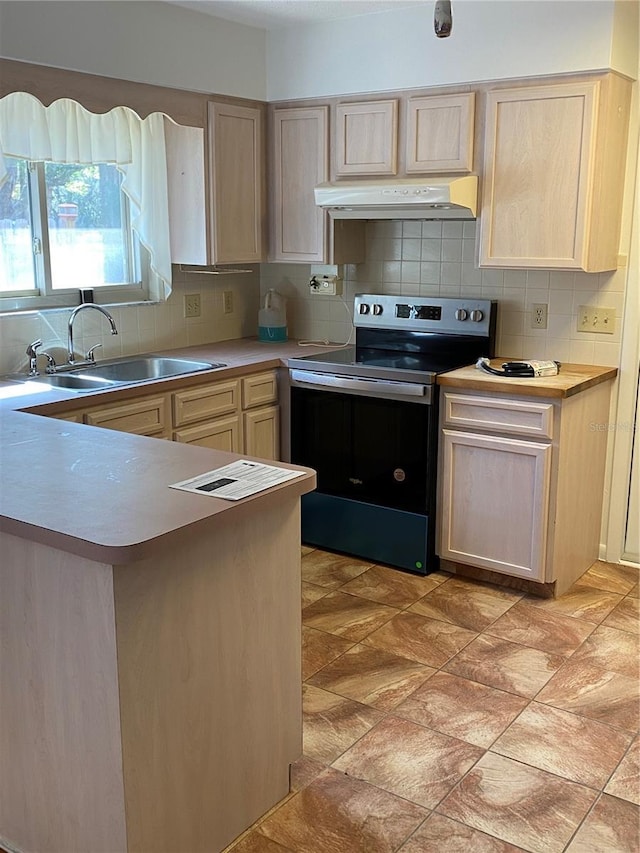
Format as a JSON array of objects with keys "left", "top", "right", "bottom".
[{"left": 284, "top": 294, "right": 497, "bottom": 575}]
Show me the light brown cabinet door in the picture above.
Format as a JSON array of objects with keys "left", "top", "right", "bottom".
[
  {"left": 244, "top": 406, "right": 280, "bottom": 461},
  {"left": 335, "top": 100, "right": 398, "bottom": 176},
  {"left": 271, "top": 106, "right": 329, "bottom": 263},
  {"left": 209, "top": 102, "right": 263, "bottom": 263},
  {"left": 479, "top": 75, "right": 631, "bottom": 271},
  {"left": 242, "top": 371, "right": 278, "bottom": 410},
  {"left": 173, "top": 415, "right": 242, "bottom": 452},
  {"left": 406, "top": 93, "right": 474, "bottom": 173},
  {"left": 440, "top": 428, "right": 551, "bottom": 580},
  {"left": 83, "top": 397, "right": 168, "bottom": 437},
  {"left": 172, "top": 380, "right": 240, "bottom": 428}
]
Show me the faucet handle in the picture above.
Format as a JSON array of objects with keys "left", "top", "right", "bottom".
[
  {"left": 26, "top": 339, "right": 43, "bottom": 357},
  {"left": 85, "top": 343, "right": 103, "bottom": 363}
]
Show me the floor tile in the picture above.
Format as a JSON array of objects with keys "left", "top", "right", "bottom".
[
  {"left": 536, "top": 659, "right": 640, "bottom": 733},
  {"left": 485, "top": 601, "right": 596, "bottom": 657},
  {"left": 604, "top": 737, "right": 640, "bottom": 805},
  {"left": 301, "top": 581, "right": 328, "bottom": 609},
  {"left": 524, "top": 586, "right": 623, "bottom": 623},
  {"left": 307, "top": 643, "right": 435, "bottom": 711},
  {"left": 301, "top": 626, "right": 354, "bottom": 680},
  {"left": 399, "top": 813, "right": 527, "bottom": 852},
  {"left": 567, "top": 624, "right": 639, "bottom": 679},
  {"left": 255, "top": 767, "right": 427, "bottom": 853},
  {"left": 227, "top": 831, "right": 294, "bottom": 852},
  {"left": 394, "top": 671, "right": 528, "bottom": 748},
  {"left": 565, "top": 793, "right": 640, "bottom": 852},
  {"left": 302, "top": 684, "right": 383, "bottom": 763},
  {"left": 301, "top": 545, "right": 316, "bottom": 557},
  {"left": 602, "top": 596, "right": 640, "bottom": 634},
  {"left": 628, "top": 583, "right": 639, "bottom": 599},
  {"left": 333, "top": 715, "right": 484, "bottom": 809},
  {"left": 362, "top": 611, "right": 477, "bottom": 668},
  {"left": 290, "top": 756, "right": 327, "bottom": 792},
  {"left": 302, "top": 591, "right": 399, "bottom": 642},
  {"left": 340, "top": 564, "right": 445, "bottom": 608},
  {"left": 437, "top": 752, "right": 598, "bottom": 853},
  {"left": 301, "top": 550, "right": 373, "bottom": 589},
  {"left": 409, "top": 576, "right": 522, "bottom": 631},
  {"left": 443, "top": 634, "right": 565, "bottom": 698},
  {"left": 490, "top": 701, "right": 633, "bottom": 788},
  {"left": 573, "top": 560, "right": 639, "bottom": 596}
]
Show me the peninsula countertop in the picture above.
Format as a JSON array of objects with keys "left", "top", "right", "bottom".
[{"left": 0, "top": 339, "right": 334, "bottom": 563}]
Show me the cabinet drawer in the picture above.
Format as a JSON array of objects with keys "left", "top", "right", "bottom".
[
  {"left": 84, "top": 396, "right": 167, "bottom": 436},
  {"left": 242, "top": 372, "right": 278, "bottom": 409},
  {"left": 443, "top": 392, "right": 554, "bottom": 439},
  {"left": 173, "top": 415, "right": 242, "bottom": 453},
  {"left": 172, "top": 380, "right": 239, "bottom": 427}
]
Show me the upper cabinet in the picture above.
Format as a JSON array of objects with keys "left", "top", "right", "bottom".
[
  {"left": 479, "top": 74, "right": 631, "bottom": 272},
  {"left": 208, "top": 102, "right": 263, "bottom": 263},
  {"left": 166, "top": 100, "right": 264, "bottom": 266},
  {"left": 271, "top": 106, "right": 329, "bottom": 263},
  {"left": 270, "top": 105, "right": 365, "bottom": 264},
  {"left": 335, "top": 100, "right": 398, "bottom": 176},
  {"left": 406, "top": 93, "right": 475, "bottom": 173}
]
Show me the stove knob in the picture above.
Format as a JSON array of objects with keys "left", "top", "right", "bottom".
[
  {"left": 359, "top": 303, "right": 370, "bottom": 315},
  {"left": 470, "top": 309, "right": 484, "bottom": 322},
  {"left": 455, "top": 308, "right": 468, "bottom": 321},
  {"left": 372, "top": 304, "right": 383, "bottom": 316}
]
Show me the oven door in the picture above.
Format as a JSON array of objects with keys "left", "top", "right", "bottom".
[{"left": 288, "top": 370, "right": 439, "bottom": 574}]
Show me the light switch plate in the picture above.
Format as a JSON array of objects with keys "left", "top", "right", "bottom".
[{"left": 577, "top": 305, "right": 615, "bottom": 334}]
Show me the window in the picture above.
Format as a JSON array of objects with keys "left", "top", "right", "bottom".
[
  {"left": 0, "top": 156, "right": 142, "bottom": 308},
  {"left": 1, "top": 93, "right": 177, "bottom": 306}
]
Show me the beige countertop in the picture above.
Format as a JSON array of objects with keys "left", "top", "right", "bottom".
[
  {"left": 0, "top": 339, "right": 333, "bottom": 563},
  {"left": 437, "top": 360, "right": 618, "bottom": 398}
]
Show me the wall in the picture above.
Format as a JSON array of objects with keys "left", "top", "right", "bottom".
[
  {"left": 0, "top": 268, "right": 260, "bottom": 376},
  {"left": 0, "top": 1, "right": 266, "bottom": 100},
  {"left": 267, "top": 1, "right": 636, "bottom": 101},
  {"left": 261, "top": 222, "right": 626, "bottom": 366}
]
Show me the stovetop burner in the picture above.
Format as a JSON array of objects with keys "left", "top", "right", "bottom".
[{"left": 288, "top": 294, "right": 497, "bottom": 383}]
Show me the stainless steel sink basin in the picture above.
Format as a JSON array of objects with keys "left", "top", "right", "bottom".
[
  {"left": 5, "top": 356, "right": 226, "bottom": 392},
  {"left": 31, "top": 373, "right": 119, "bottom": 391},
  {"left": 79, "top": 356, "right": 226, "bottom": 383}
]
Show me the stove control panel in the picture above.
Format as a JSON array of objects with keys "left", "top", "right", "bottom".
[{"left": 354, "top": 294, "right": 495, "bottom": 336}]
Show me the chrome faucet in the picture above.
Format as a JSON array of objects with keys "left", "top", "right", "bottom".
[
  {"left": 67, "top": 304, "right": 118, "bottom": 365},
  {"left": 26, "top": 339, "right": 57, "bottom": 375}
]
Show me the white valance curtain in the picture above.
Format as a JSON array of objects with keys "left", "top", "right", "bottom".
[{"left": 0, "top": 92, "right": 174, "bottom": 300}]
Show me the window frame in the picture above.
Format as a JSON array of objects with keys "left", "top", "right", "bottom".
[{"left": 0, "top": 157, "right": 148, "bottom": 312}]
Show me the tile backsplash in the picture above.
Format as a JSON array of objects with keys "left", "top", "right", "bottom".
[
  {"left": 260, "top": 220, "right": 627, "bottom": 367},
  {"left": 0, "top": 266, "right": 260, "bottom": 376},
  {"left": 0, "top": 221, "right": 627, "bottom": 376}
]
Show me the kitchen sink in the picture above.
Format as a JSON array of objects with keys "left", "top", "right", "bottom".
[
  {"left": 77, "top": 356, "right": 226, "bottom": 383},
  {"left": 5, "top": 356, "right": 227, "bottom": 392},
  {"left": 31, "top": 373, "right": 120, "bottom": 391}
]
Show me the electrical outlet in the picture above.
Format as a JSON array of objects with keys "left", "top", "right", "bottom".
[
  {"left": 577, "top": 305, "right": 616, "bottom": 334},
  {"left": 531, "top": 303, "right": 548, "bottom": 329},
  {"left": 309, "top": 275, "right": 342, "bottom": 296},
  {"left": 223, "top": 291, "right": 233, "bottom": 314},
  {"left": 184, "top": 293, "right": 201, "bottom": 318}
]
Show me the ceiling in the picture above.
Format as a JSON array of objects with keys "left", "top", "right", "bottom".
[{"left": 169, "top": 0, "right": 422, "bottom": 31}]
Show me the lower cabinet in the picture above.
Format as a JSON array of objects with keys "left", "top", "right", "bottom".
[
  {"left": 48, "top": 369, "right": 281, "bottom": 460},
  {"left": 440, "top": 429, "right": 551, "bottom": 581},
  {"left": 438, "top": 384, "right": 613, "bottom": 595},
  {"left": 83, "top": 396, "right": 169, "bottom": 439}
]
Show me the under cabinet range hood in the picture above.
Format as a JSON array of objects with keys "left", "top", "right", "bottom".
[{"left": 314, "top": 176, "right": 478, "bottom": 220}]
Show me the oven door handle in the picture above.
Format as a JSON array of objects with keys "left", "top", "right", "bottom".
[{"left": 289, "top": 369, "right": 431, "bottom": 400}]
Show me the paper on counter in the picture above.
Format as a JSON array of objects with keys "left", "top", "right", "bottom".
[{"left": 170, "top": 459, "right": 305, "bottom": 501}]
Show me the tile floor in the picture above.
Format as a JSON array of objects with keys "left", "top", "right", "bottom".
[{"left": 227, "top": 549, "right": 639, "bottom": 853}]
